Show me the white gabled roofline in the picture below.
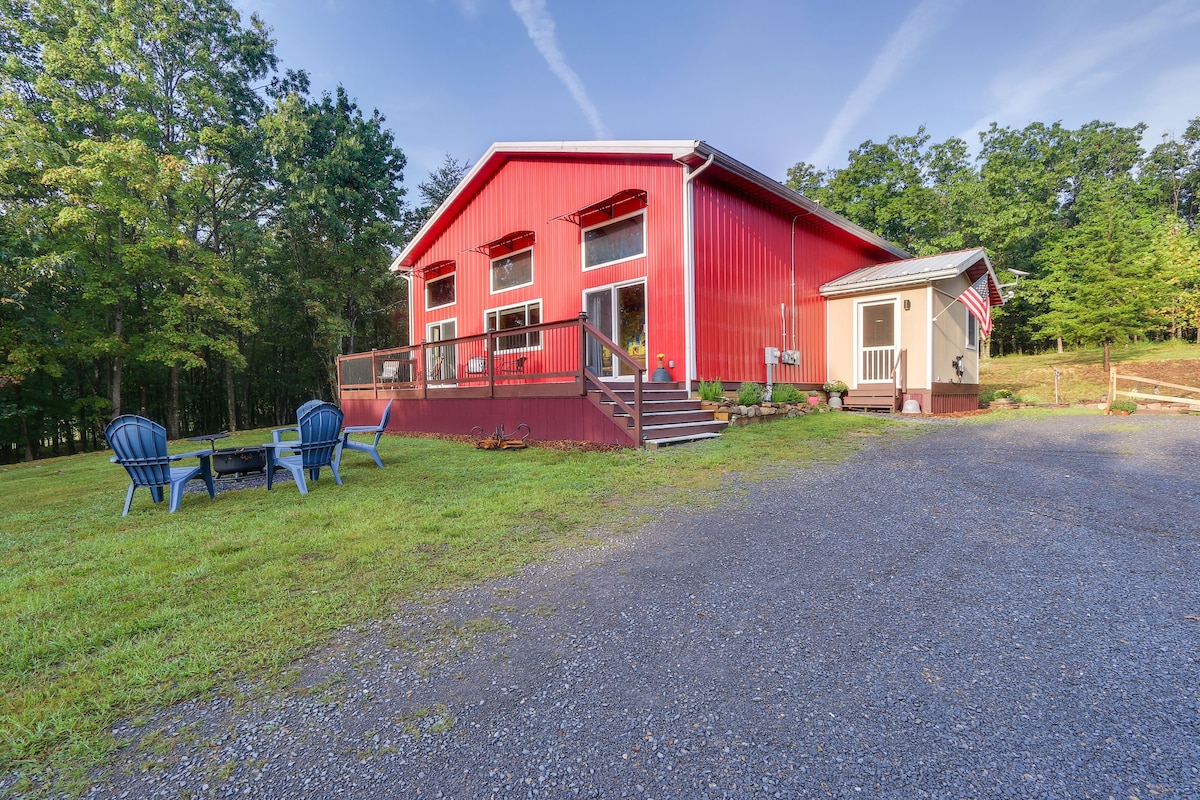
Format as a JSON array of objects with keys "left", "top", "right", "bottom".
[
  {"left": 392, "top": 141, "right": 703, "bottom": 271},
  {"left": 393, "top": 139, "right": 911, "bottom": 271}
]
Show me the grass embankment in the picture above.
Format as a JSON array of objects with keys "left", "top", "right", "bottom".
[
  {"left": 980, "top": 340, "right": 1200, "bottom": 404},
  {"left": 0, "top": 412, "right": 901, "bottom": 795}
]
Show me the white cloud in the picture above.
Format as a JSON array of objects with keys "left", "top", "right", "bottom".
[
  {"left": 807, "top": 0, "right": 960, "bottom": 168},
  {"left": 450, "top": 0, "right": 483, "bottom": 20},
  {"left": 509, "top": 0, "right": 610, "bottom": 139},
  {"left": 958, "top": 0, "right": 1200, "bottom": 143}
]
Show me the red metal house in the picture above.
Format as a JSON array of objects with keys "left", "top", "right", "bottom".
[{"left": 336, "top": 141, "right": 995, "bottom": 446}]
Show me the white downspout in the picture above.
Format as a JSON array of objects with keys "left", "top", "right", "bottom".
[
  {"left": 681, "top": 153, "right": 715, "bottom": 387},
  {"left": 790, "top": 214, "right": 801, "bottom": 352}
]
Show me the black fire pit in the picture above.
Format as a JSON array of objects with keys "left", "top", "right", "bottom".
[{"left": 212, "top": 446, "right": 267, "bottom": 478}]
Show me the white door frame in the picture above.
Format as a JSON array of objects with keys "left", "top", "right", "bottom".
[
  {"left": 582, "top": 278, "right": 648, "bottom": 381},
  {"left": 854, "top": 296, "right": 900, "bottom": 387}
]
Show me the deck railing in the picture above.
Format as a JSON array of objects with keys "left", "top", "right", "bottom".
[{"left": 336, "top": 314, "right": 646, "bottom": 442}]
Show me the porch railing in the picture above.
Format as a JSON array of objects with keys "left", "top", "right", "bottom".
[
  {"left": 336, "top": 314, "right": 646, "bottom": 443},
  {"left": 860, "top": 345, "right": 897, "bottom": 383}
]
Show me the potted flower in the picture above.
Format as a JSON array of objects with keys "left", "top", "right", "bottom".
[
  {"left": 1108, "top": 399, "right": 1137, "bottom": 415},
  {"left": 806, "top": 390, "right": 822, "bottom": 407},
  {"left": 823, "top": 379, "right": 848, "bottom": 408}
]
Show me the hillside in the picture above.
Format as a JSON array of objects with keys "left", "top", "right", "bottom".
[{"left": 979, "top": 341, "right": 1200, "bottom": 405}]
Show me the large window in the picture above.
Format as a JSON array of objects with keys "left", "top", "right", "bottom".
[
  {"left": 425, "top": 273, "right": 455, "bottom": 310},
  {"left": 583, "top": 212, "right": 645, "bottom": 270},
  {"left": 486, "top": 300, "right": 541, "bottom": 351},
  {"left": 491, "top": 248, "right": 533, "bottom": 293}
]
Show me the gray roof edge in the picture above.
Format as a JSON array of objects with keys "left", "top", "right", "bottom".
[{"left": 818, "top": 248, "right": 992, "bottom": 297}]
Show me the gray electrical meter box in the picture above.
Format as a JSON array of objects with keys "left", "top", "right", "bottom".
[{"left": 764, "top": 347, "right": 780, "bottom": 365}]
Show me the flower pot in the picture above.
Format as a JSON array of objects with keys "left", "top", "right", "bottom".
[
  {"left": 828, "top": 392, "right": 843, "bottom": 409},
  {"left": 806, "top": 395, "right": 820, "bottom": 406}
]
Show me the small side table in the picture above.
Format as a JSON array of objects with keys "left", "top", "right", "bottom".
[{"left": 187, "top": 432, "right": 230, "bottom": 452}]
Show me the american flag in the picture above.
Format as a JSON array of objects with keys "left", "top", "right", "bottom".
[{"left": 958, "top": 275, "right": 992, "bottom": 338}]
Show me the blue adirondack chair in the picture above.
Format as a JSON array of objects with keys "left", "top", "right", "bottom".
[
  {"left": 105, "top": 415, "right": 216, "bottom": 516},
  {"left": 263, "top": 402, "right": 344, "bottom": 494},
  {"left": 336, "top": 398, "right": 393, "bottom": 470},
  {"left": 269, "top": 398, "right": 325, "bottom": 444}
]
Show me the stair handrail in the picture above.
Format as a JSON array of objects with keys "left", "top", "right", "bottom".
[
  {"left": 888, "top": 348, "right": 908, "bottom": 411},
  {"left": 577, "top": 313, "right": 644, "bottom": 445}
]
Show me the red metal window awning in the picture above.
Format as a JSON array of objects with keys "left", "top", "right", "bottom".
[
  {"left": 555, "top": 189, "right": 648, "bottom": 227},
  {"left": 415, "top": 259, "right": 456, "bottom": 279},
  {"left": 470, "top": 230, "right": 535, "bottom": 258}
]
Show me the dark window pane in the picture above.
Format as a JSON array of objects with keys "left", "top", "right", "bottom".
[
  {"left": 584, "top": 214, "right": 644, "bottom": 268},
  {"left": 491, "top": 249, "right": 533, "bottom": 291},
  {"left": 426, "top": 274, "right": 455, "bottom": 308}
]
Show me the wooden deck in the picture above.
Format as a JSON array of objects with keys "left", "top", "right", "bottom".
[{"left": 336, "top": 316, "right": 724, "bottom": 448}]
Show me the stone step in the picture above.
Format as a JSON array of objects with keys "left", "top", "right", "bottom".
[{"left": 644, "top": 432, "right": 723, "bottom": 448}]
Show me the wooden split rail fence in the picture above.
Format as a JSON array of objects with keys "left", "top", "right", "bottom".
[{"left": 1106, "top": 368, "right": 1200, "bottom": 414}]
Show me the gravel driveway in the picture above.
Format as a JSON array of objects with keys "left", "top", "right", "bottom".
[{"left": 85, "top": 413, "right": 1200, "bottom": 799}]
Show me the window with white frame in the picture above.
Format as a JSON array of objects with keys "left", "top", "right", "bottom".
[
  {"left": 486, "top": 300, "right": 541, "bottom": 351},
  {"left": 966, "top": 312, "right": 979, "bottom": 351},
  {"left": 490, "top": 248, "right": 533, "bottom": 293},
  {"left": 583, "top": 211, "right": 645, "bottom": 269},
  {"left": 425, "top": 273, "right": 455, "bottom": 310}
]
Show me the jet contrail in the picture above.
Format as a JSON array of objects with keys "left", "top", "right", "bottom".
[{"left": 510, "top": 0, "right": 611, "bottom": 139}]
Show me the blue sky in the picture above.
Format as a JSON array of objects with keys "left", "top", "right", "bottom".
[{"left": 233, "top": 0, "right": 1200, "bottom": 193}]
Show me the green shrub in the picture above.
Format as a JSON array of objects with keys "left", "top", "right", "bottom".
[
  {"left": 737, "top": 382, "right": 765, "bottom": 405},
  {"left": 992, "top": 388, "right": 1013, "bottom": 399},
  {"left": 770, "top": 384, "right": 804, "bottom": 404},
  {"left": 698, "top": 377, "right": 724, "bottom": 402},
  {"left": 823, "top": 379, "right": 848, "bottom": 394},
  {"left": 1109, "top": 400, "right": 1137, "bottom": 413}
]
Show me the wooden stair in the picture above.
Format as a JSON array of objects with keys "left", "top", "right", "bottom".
[
  {"left": 590, "top": 383, "right": 726, "bottom": 447},
  {"left": 842, "top": 386, "right": 898, "bottom": 412}
]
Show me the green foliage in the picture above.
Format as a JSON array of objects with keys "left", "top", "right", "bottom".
[
  {"left": 769, "top": 383, "right": 804, "bottom": 403},
  {"left": 1109, "top": 399, "right": 1137, "bottom": 413},
  {"left": 823, "top": 379, "right": 848, "bottom": 394},
  {"left": 697, "top": 377, "right": 724, "bottom": 401},
  {"left": 737, "top": 382, "right": 764, "bottom": 405},
  {"left": 788, "top": 116, "right": 1200, "bottom": 359},
  {"left": 0, "top": 2, "right": 412, "bottom": 456}
]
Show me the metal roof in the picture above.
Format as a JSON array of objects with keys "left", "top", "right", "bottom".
[
  {"left": 391, "top": 140, "right": 910, "bottom": 271},
  {"left": 819, "top": 248, "right": 1004, "bottom": 305}
]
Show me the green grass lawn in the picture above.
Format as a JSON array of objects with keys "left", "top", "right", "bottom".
[
  {"left": 980, "top": 340, "right": 1200, "bottom": 404},
  {"left": 0, "top": 412, "right": 902, "bottom": 795}
]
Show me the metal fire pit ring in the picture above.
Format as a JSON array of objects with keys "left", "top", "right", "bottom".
[{"left": 211, "top": 446, "right": 267, "bottom": 479}]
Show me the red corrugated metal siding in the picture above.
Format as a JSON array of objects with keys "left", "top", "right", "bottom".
[
  {"left": 692, "top": 180, "right": 898, "bottom": 385},
  {"left": 410, "top": 155, "right": 688, "bottom": 382}
]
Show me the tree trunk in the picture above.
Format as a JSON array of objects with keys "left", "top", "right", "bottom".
[
  {"left": 1056, "top": 337, "right": 1064, "bottom": 354},
  {"left": 110, "top": 303, "right": 124, "bottom": 419},
  {"left": 225, "top": 360, "right": 238, "bottom": 433},
  {"left": 167, "top": 364, "right": 181, "bottom": 439},
  {"left": 1102, "top": 340, "right": 1111, "bottom": 375},
  {"left": 19, "top": 404, "right": 34, "bottom": 461}
]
